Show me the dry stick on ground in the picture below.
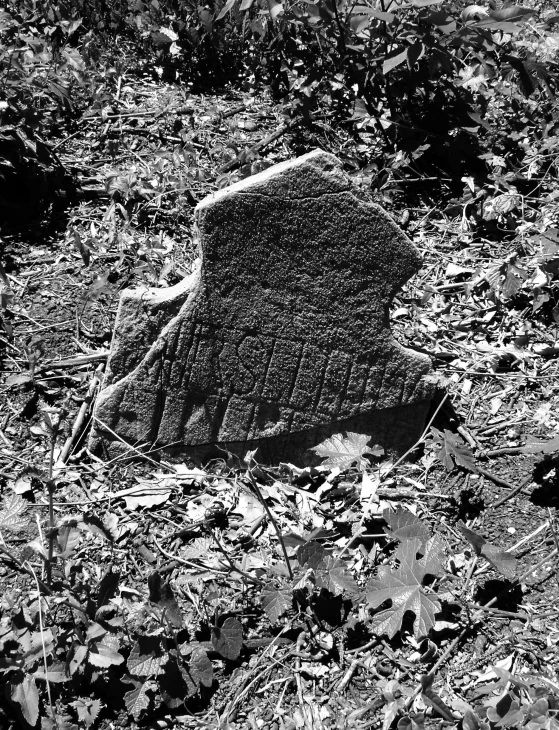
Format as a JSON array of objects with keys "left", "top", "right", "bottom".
[
  {"left": 38, "top": 351, "right": 109, "bottom": 372},
  {"left": 477, "top": 466, "right": 532, "bottom": 496},
  {"left": 294, "top": 630, "right": 313, "bottom": 730},
  {"left": 57, "top": 363, "right": 104, "bottom": 464},
  {"left": 489, "top": 473, "right": 534, "bottom": 509}
]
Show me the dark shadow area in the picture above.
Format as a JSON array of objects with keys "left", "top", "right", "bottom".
[
  {"left": 473, "top": 579, "right": 523, "bottom": 612},
  {"left": 531, "top": 454, "right": 559, "bottom": 508}
]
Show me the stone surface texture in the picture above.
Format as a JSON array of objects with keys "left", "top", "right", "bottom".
[{"left": 90, "top": 149, "right": 436, "bottom": 464}]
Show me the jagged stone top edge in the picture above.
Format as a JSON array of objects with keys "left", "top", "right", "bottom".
[{"left": 195, "top": 148, "right": 342, "bottom": 211}]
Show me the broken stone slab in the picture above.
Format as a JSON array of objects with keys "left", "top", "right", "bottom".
[{"left": 90, "top": 149, "right": 436, "bottom": 465}]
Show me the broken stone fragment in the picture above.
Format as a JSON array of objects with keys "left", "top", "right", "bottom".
[{"left": 90, "top": 149, "right": 436, "bottom": 465}]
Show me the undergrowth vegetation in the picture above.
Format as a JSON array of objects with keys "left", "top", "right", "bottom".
[
  {"left": 2, "top": 0, "right": 559, "bottom": 729},
  {"left": 2, "top": 0, "right": 559, "bottom": 187}
]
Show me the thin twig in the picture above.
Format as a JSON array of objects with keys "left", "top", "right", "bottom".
[{"left": 246, "top": 467, "right": 293, "bottom": 580}]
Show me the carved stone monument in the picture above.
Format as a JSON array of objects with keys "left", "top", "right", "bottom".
[{"left": 90, "top": 150, "right": 435, "bottom": 464}]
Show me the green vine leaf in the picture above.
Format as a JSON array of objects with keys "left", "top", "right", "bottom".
[{"left": 367, "top": 538, "right": 442, "bottom": 638}]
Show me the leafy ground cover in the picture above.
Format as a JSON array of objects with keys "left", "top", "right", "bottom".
[{"left": 2, "top": 1, "right": 559, "bottom": 729}]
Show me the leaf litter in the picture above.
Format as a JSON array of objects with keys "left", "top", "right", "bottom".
[{"left": 2, "top": 74, "right": 559, "bottom": 730}]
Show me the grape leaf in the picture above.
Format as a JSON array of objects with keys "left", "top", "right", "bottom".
[
  {"left": 123, "top": 676, "right": 150, "bottom": 720},
  {"left": 432, "top": 428, "right": 477, "bottom": 473},
  {"left": 393, "top": 534, "right": 446, "bottom": 578},
  {"left": 457, "top": 522, "right": 517, "bottom": 579},
  {"left": 69, "top": 699, "right": 102, "bottom": 728},
  {"left": 384, "top": 508, "right": 431, "bottom": 544},
  {"left": 367, "top": 538, "right": 441, "bottom": 638},
  {"left": 312, "top": 432, "right": 377, "bottom": 471},
  {"left": 316, "top": 555, "right": 360, "bottom": 596},
  {"left": 127, "top": 636, "right": 165, "bottom": 677},
  {"left": 297, "top": 540, "right": 328, "bottom": 570},
  {"left": 262, "top": 589, "right": 292, "bottom": 623},
  {"left": 212, "top": 617, "right": 243, "bottom": 660},
  {"left": 0, "top": 493, "right": 28, "bottom": 532}
]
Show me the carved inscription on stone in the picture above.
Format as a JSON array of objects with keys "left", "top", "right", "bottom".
[{"left": 90, "top": 149, "right": 436, "bottom": 463}]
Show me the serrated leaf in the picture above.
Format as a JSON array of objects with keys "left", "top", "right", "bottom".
[
  {"left": 418, "top": 534, "right": 446, "bottom": 577},
  {"left": 316, "top": 555, "right": 360, "bottom": 596},
  {"left": 190, "top": 649, "right": 213, "bottom": 688},
  {"left": 87, "top": 642, "right": 124, "bottom": 668},
  {"left": 312, "top": 432, "right": 372, "bottom": 471},
  {"left": 123, "top": 677, "right": 150, "bottom": 720},
  {"left": 11, "top": 674, "right": 39, "bottom": 726},
  {"left": 367, "top": 538, "right": 441, "bottom": 638},
  {"left": 384, "top": 508, "right": 431, "bottom": 544},
  {"left": 297, "top": 540, "right": 328, "bottom": 570},
  {"left": 0, "top": 493, "right": 28, "bottom": 532},
  {"left": 262, "top": 589, "right": 292, "bottom": 623},
  {"left": 70, "top": 698, "right": 102, "bottom": 728},
  {"left": 127, "top": 636, "right": 165, "bottom": 677},
  {"left": 432, "top": 428, "right": 476, "bottom": 473},
  {"left": 457, "top": 523, "right": 516, "bottom": 578},
  {"left": 212, "top": 617, "right": 243, "bottom": 660}
]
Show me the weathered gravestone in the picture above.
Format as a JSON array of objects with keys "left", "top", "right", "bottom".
[{"left": 90, "top": 149, "right": 436, "bottom": 464}]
